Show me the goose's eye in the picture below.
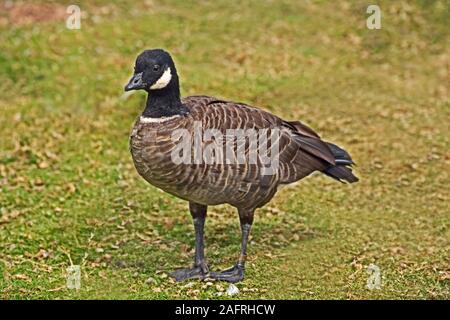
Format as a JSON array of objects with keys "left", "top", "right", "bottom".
[{"left": 153, "top": 65, "right": 160, "bottom": 72}]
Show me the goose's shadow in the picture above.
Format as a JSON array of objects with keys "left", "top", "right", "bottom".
[{"left": 117, "top": 208, "right": 322, "bottom": 273}]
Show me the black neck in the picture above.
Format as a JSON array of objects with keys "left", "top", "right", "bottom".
[{"left": 142, "top": 80, "right": 188, "bottom": 118}]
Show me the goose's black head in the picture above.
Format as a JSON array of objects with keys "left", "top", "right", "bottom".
[
  {"left": 125, "top": 49, "right": 188, "bottom": 118},
  {"left": 125, "top": 49, "right": 178, "bottom": 93}
]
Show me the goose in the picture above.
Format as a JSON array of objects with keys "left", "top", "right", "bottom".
[{"left": 124, "top": 49, "right": 358, "bottom": 283}]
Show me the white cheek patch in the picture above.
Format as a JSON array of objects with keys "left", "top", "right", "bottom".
[{"left": 150, "top": 67, "right": 172, "bottom": 90}]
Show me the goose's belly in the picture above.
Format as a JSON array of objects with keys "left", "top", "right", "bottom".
[
  {"left": 129, "top": 119, "right": 278, "bottom": 207},
  {"left": 130, "top": 122, "right": 232, "bottom": 205}
]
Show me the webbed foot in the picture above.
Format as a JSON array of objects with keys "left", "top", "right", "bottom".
[
  {"left": 170, "top": 262, "right": 209, "bottom": 282},
  {"left": 209, "top": 264, "right": 245, "bottom": 283}
]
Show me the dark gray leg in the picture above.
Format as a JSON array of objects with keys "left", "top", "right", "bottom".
[
  {"left": 192, "top": 202, "right": 208, "bottom": 273},
  {"left": 170, "top": 202, "right": 209, "bottom": 281},
  {"left": 209, "top": 209, "right": 254, "bottom": 283}
]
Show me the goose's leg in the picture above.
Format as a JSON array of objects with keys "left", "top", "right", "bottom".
[
  {"left": 170, "top": 202, "right": 209, "bottom": 281},
  {"left": 209, "top": 209, "right": 254, "bottom": 283}
]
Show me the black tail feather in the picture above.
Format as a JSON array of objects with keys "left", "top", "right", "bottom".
[
  {"left": 323, "top": 142, "right": 359, "bottom": 183},
  {"left": 323, "top": 165, "right": 359, "bottom": 183}
]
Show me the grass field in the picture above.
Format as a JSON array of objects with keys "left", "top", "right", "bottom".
[{"left": 0, "top": 0, "right": 449, "bottom": 299}]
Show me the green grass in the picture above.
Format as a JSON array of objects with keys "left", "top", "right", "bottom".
[{"left": 0, "top": 0, "right": 449, "bottom": 299}]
